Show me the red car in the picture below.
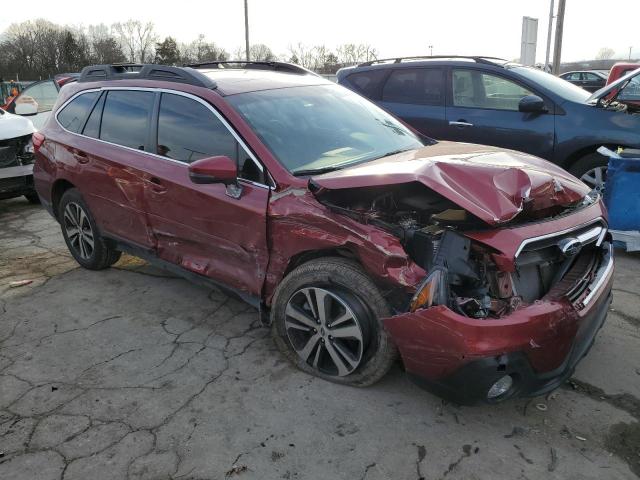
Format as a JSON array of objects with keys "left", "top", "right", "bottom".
[{"left": 33, "top": 62, "right": 613, "bottom": 404}]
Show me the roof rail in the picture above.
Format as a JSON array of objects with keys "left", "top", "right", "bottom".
[
  {"left": 78, "top": 64, "right": 217, "bottom": 89},
  {"left": 186, "top": 60, "right": 319, "bottom": 76},
  {"left": 357, "top": 56, "right": 509, "bottom": 67}
]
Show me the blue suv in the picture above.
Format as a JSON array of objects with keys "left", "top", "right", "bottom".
[{"left": 337, "top": 56, "right": 640, "bottom": 191}]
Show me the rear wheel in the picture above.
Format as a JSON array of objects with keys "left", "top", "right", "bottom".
[
  {"left": 569, "top": 152, "right": 608, "bottom": 193},
  {"left": 271, "top": 257, "right": 397, "bottom": 387},
  {"left": 58, "top": 188, "right": 121, "bottom": 270}
]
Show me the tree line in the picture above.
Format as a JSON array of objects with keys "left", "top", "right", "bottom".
[{"left": 0, "top": 19, "right": 378, "bottom": 81}]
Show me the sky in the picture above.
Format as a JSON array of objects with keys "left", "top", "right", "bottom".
[{"left": 1, "top": 0, "right": 638, "bottom": 63}]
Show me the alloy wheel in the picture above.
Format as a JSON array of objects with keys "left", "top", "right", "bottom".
[
  {"left": 63, "top": 202, "right": 94, "bottom": 260},
  {"left": 284, "top": 287, "right": 365, "bottom": 377},
  {"left": 580, "top": 166, "right": 607, "bottom": 193}
]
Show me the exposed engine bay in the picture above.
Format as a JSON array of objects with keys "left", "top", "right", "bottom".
[
  {"left": 315, "top": 182, "right": 603, "bottom": 319},
  {"left": 0, "top": 134, "right": 34, "bottom": 168}
]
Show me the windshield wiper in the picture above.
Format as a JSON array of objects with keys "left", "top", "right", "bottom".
[
  {"left": 292, "top": 165, "right": 345, "bottom": 177},
  {"left": 371, "top": 148, "right": 413, "bottom": 161}
]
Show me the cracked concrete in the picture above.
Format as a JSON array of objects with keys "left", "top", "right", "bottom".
[{"left": 1, "top": 197, "right": 639, "bottom": 479}]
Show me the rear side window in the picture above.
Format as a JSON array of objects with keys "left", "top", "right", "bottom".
[
  {"left": 57, "top": 91, "right": 99, "bottom": 133},
  {"left": 100, "top": 90, "right": 154, "bottom": 150},
  {"left": 382, "top": 68, "right": 445, "bottom": 105},
  {"left": 345, "top": 69, "right": 388, "bottom": 99}
]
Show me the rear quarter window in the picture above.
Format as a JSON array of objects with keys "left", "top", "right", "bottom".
[
  {"left": 345, "top": 69, "right": 388, "bottom": 99},
  {"left": 57, "top": 91, "right": 99, "bottom": 133}
]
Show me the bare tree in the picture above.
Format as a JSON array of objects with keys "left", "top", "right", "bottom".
[
  {"left": 113, "top": 20, "right": 157, "bottom": 63},
  {"left": 336, "top": 43, "right": 378, "bottom": 64},
  {"left": 249, "top": 43, "right": 276, "bottom": 61},
  {"left": 181, "top": 35, "right": 228, "bottom": 64},
  {"left": 0, "top": 19, "right": 125, "bottom": 79},
  {"left": 596, "top": 47, "right": 616, "bottom": 60}
]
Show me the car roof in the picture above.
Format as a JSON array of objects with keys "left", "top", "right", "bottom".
[
  {"left": 338, "top": 57, "right": 514, "bottom": 77},
  {"left": 198, "top": 69, "right": 331, "bottom": 96}
]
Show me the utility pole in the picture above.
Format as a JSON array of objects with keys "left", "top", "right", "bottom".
[
  {"left": 428, "top": 45, "right": 433, "bottom": 56},
  {"left": 552, "top": 0, "right": 566, "bottom": 75},
  {"left": 630, "top": 46, "right": 633, "bottom": 60},
  {"left": 545, "top": 0, "right": 555, "bottom": 72},
  {"left": 244, "top": 0, "right": 250, "bottom": 61}
]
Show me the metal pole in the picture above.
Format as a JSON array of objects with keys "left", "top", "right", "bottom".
[
  {"left": 244, "top": 0, "right": 250, "bottom": 61},
  {"left": 545, "top": 0, "right": 555, "bottom": 72},
  {"left": 630, "top": 46, "right": 633, "bottom": 60},
  {"left": 552, "top": 0, "right": 566, "bottom": 75}
]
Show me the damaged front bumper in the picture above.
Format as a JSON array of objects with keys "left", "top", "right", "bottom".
[
  {"left": 0, "top": 164, "right": 35, "bottom": 200},
  {"left": 384, "top": 242, "right": 614, "bottom": 405}
]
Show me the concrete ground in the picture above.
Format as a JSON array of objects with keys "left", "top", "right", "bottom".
[{"left": 1, "top": 197, "right": 638, "bottom": 480}]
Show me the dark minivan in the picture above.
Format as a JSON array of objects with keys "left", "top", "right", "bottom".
[{"left": 337, "top": 56, "right": 640, "bottom": 191}]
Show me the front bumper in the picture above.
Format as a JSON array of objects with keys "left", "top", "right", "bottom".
[
  {"left": 384, "top": 243, "right": 614, "bottom": 405},
  {"left": 0, "top": 164, "right": 35, "bottom": 200}
]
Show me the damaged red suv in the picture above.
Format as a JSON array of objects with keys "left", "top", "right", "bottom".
[{"left": 33, "top": 62, "right": 613, "bottom": 404}]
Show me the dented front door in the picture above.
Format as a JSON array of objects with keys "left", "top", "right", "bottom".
[
  {"left": 143, "top": 160, "right": 270, "bottom": 296},
  {"left": 142, "top": 91, "right": 269, "bottom": 296}
]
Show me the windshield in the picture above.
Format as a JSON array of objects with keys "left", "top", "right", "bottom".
[
  {"left": 509, "top": 66, "right": 591, "bottom": 103},
  {"left": 618, "top": 75, "right": 640, "bottom": 101},
  {"left": 227, "top": 84, "right": 424, "bottom": 174}
]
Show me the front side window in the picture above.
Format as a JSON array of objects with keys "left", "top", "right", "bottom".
[
  {"left": 100, "top": 90, "right": 154, "bottom": 150},
  {"left": 228, "top": 84, "right": 424, "bottom": 175},
  {"left": 157, "top": 93, "right": 262, "bottom": 183},
  {"left": 452, "top": 70, "right": 533, "bottom": 111},
  {"left": 15, "top": 80, "right": 59, "bottom": 113},
  {"left": 382, "top": 68, "right": 444, "bottom": 106},
  {"left": 57, "top": 91, "right": 99, "bottom": 133}
]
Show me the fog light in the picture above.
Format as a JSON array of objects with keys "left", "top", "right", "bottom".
[{"left": 487, "top": 375, "right": 514, "bottom": 400}]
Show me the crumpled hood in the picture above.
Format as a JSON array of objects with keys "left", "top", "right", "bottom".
[
  {"left": 0, "top": 110, "right": 36, "bottom": 141},
  {"left": 310, "top": 142, "right": 590, "bottom": 225}
]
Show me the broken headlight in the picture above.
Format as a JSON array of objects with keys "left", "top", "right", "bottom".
[{"left": 409, "top": 266, "right": 449, "bottom": 312}]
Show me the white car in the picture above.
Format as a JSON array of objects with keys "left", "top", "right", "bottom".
[{"left": 0, "top": 108, "right": 38, "bottom": 203}]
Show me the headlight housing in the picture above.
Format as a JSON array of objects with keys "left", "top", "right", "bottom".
[{"left": 409, "top": 267, "right": 449, "bottom": 312}]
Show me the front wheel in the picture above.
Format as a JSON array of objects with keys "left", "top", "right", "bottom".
[
  {"left": 58, "top": 188, "right": 121, "bottom": 270},
  {"left": 569, "top": 152, "right": 608, "bottom": 193},
  {"left": 271, "top": 257, "right": 397, "bottom": 387}
]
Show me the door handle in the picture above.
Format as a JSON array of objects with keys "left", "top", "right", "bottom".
[
  {"left": 147, "top": 176, "right": 167, "bottom": 193},
  {"left": 72, "top": 149, "right": 89, "bottom": 164},
  {"left": 449, "top": 120, "right": 474, "bottom": 128}
]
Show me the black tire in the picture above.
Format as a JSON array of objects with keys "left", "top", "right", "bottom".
[
  {"left": 569, "top": 152, "right": 608, "bottom": 191},
  {"left": 271, "top": 257, "right": 397, "bottom": 387},
  {"left": 24, "top": 192, "right": 41, "bottom": 204},
  {"left": 58, "top": 188, "right": 121, "bottom": 270}
]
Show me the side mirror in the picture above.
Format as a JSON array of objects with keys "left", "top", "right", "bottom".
[
  {"left": 188, "top": 155, "right": 237, "bottom": 185},
  {"left": 518, "top": 95, "right": 547, "bottom": 113},
  {"left": 15, "top": 101, "right": 38, "bottom": 116}
]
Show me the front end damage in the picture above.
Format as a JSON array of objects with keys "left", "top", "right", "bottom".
[{"left": 307, "top": 145, "right": 614, "bottom": 404}]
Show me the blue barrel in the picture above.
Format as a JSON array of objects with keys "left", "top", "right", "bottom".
[{"left": 603, "top": 152, "right": 640, "bottom": 231}]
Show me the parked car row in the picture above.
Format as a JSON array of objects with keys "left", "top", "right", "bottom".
[
  {"left": 337, "top": 56, "right": 640, "bottom": 191},
  {"left": 27, "top": 61, "right": 615, "bottom": 404},
  {"left": 0, "top": 74, "right": 79, "bottom": 202}
]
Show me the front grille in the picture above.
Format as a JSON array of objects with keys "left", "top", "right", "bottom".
[{"left": 513, "top": 221, "right": 607, "bottom": 304}]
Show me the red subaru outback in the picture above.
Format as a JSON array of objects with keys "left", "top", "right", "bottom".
[{"left": 33, "top": 62, "right": 613, "bottom": 404}]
